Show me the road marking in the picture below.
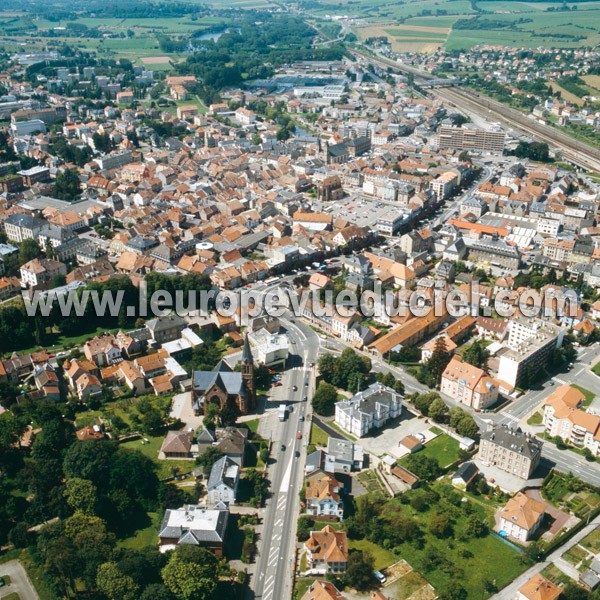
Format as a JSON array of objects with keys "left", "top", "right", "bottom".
[
  {"left": 279, "top": 455, "right": 294, "bottom": 493},
  {"left": 553, "top": 377, "right": 567, "bottom": 385}
]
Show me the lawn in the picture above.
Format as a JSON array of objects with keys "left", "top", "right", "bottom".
[
  {"left": 420, "top": 434, "right": 461, "bottom": 468},
  {"left": 572, "top": 384, "right": 595, "bottom": 408},
  {"left": 14, "top": 324, "right": 121, "bottom": 356},
  {"left": 121, "top": 434, "right": 195, "bottom": 480},
  {"left": 243, "top": 418, "right": 259, "bottom": 434},
  {"left": 394, "top": 486, "right": 527, "bottom": 598},
  {"left": 399, "top": 434, "right": 461, "bottom": 470},
  {"left": 348, "top": 538, "right": 396, "bottom": 571},
  {"left": 4, "top": 593, "right": 20, "bottom": 600},
  {"left": 117, "top": 511, "right": 162, "bottom": 550},
  {"left": 310, "top": 423, "right": 329, "bottom": 447},
  {"left": 527, "top": 411, "right": 543, "bottom": 426},
  {"left": 593, "top": 362, "right": 600, "bottom": 377}
]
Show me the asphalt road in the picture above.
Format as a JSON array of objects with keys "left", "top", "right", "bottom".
[
  {"left": 0, "top": 560, "right": 39, "bottom": 600},
  {"left": 250, "top": 317, "right": 319, "bottom": 600}
]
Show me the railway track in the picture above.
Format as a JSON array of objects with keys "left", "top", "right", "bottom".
[{"left": 353, "top": 49, "right": 600, "bottom": 172}]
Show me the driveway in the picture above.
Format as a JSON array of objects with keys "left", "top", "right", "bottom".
[
  {"left": 0, "top": 560, "right": 39, "bottom": 600},
  {"left": 357, "top": 410, "right": 432, "bottom": 459},
  {"left": 524, "top": 489, "right": 577, "bottom": 537},
  {"left": 170, "top": 391, "right": 204, "bottom": 430}
]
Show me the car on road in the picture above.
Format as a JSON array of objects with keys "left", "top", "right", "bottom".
[
  {"left": 292, "top": 385, "right": 298, "bottom": 391},
  {"left": 295, "top": 451, "right": 300, "bottom": 458},
  {"left": 297, "top": 433, "right": 303, "bottom": 439},
  {"left": 299, "top": 415, "right": 305, "bottom": 421},
  {"left": 0, "top": 577, "right": 5, "bottom": 587},
  {"left": 304, "top": 381, "right": 309, "bottom": 386},
  {"left": 274, "top": 382, "right": 282, "bottom": 387},
  {"left": 303, "top": 395, "right": 307, "bottom": 401},
  {"left": 280, "top": 444, "right": 286, "bottom": 451}
]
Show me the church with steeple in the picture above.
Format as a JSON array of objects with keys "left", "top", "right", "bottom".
[{"left": 191, "top": 334, "right": 256, "bottom": 417}]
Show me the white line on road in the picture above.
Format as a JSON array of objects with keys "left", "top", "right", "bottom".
[{"left": 279, "top": 455, "right": 294, "bottom": 493}]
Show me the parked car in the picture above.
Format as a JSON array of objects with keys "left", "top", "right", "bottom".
[{"left": 374, "top": 571, "right": 387, "bottom": 584}]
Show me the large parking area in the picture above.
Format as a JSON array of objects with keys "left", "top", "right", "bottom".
[{"left": 356, "top": 409, "right": 434, "bottom": 459}]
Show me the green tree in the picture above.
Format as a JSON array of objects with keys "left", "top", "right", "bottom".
[
  {"left": 141, "top": 407, "right": 163, "bottom": 433},
  {"left": 403, "top": 454, "right": 442, "bottom": 481},
  {"left": 96, "top": 562, "right": 140, "bottom": 600},
  {"left": 162, "top": 547, "right": 218, "bottom": 600},
  {"left": 50, "top": 273, "right": 67, "bottom": 289},
  {"left": 140, "top": 584, "right": 176, "bottom": 600},
  {"left": 195, "top": 446, "right": 223, "bottom": 476},
  {"left": 54, "top": 168, "right": 82, "bottom": 201},
  {"left": 426, "top": 337, "right": 451, "bottom": 385},
  {"left": 344, "top": 549, "right": 375, "bottom": 591},
  {"left": 428, "top": 397, "right": 448, "bottom": 422},
  {"left": 19, "top": 238, "right": 42, "bottom": 265},
  {"left": 64, "top": 478, "right": 97, "bottom": 515},
  {"left": 455, "top": 413, "right": 479, "bottom": 438},
  {"left": 465, "top": 513, "right": 486, "bottom": 537},
  {"left": 429, "top": 513, "right": 451, "bottom": 538},
  {"left": 462, "top": 340, "right": 490, "bottom": 370},
  {"left": 312, "top": 381, "right": 338, "bottom": 416}
]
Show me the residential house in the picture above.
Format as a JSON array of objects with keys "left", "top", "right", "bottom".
[
  {"left": 158, "top": 504, "right": 228, "bottom": 556},
  {"left": 160, "top": 430, "right": 195, "bottom": 459},
  {"left": 83, "top": 334, "right": 122, "bottom": 367},
  {"left": 498, "top": 492, "right": 546, "bottom": 542},
  {"left": 304, "top": 526, "right": 348, "bottom": 574},
  {"left": 146, "top": 314, "right": 187, "bottom": 344},
  {"left": 207, "top": 455, "right": 240, "bottom": 506},
  {"left": 305, "top": 472, "right": 344, "bottom": 520},
  {"left": 20, "top": 258, "right": 67, "bottom": 289},
  {"left": 301, "top": 580, "right": 345, "bottom": 600},
  {"left": 325, "top": 438, "right": 364, "bottom": 473},
  {"left": 517, "top": 575, "right": 561, "bottom": 600}
]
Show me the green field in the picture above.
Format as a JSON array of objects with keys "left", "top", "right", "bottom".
[
  {"left": 340, "top": 0, "right": 600, "bottom": 49},
  {"left": 399, "top": 434, "right": 461, "bottom": 469}
]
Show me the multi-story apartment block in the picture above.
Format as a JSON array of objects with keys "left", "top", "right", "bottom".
[
  {"left": 440, "top": 356, "right": 498, "bottom": 411},
  {"left": 334, "top": 383, "right": 402, "bottom": 438},
  {"left": 543, "top": 385, "right": 600, "bottom": 455},
  {"left": 436, "top": 124, "right": 506, "bottom": 153},
  {"left": 478, "top": 424, "right": 542, "bottom": 480},
  {"left": 497, "top": 317, "right": 564, "bottom": 389}
]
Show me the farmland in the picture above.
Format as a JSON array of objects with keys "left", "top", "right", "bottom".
[
  {"left": 338, "top": 0, "right": 600, "bottom": 50},
  {"left": 0, "top": 12, "right": 231, "bottom": 67}
]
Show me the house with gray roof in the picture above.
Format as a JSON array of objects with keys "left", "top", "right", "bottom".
[
  {"left": 158, "top": 504, "right": 229, "bottom": 556},
  {"left": 334, "top": 383, "right": 402, "bottom": 438},
  {"left": 207, "top": 455, "right": 240, "bottom": 506}
]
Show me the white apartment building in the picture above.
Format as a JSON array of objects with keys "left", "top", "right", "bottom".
[
  {"left": 335, "top": 383, "right": 402, "bottom": 438},
  {"left": 497, "top": 317, "right": 564, "bottom": 389}
]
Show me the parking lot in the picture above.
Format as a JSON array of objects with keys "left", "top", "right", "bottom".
[
  {"left": 356, "top": 408, "right": 435, "bottom": 459},
  {"left": 0, "top": 560, "right": 39, "bottom": 600}
]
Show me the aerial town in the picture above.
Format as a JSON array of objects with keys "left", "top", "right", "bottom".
[{"left": 0, "top": 2, "right": 600, "bottom": 600}]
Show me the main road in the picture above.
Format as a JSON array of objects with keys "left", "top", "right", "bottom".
[{"left": 250, "top": 315, "right": 319, "bottom": 600}]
